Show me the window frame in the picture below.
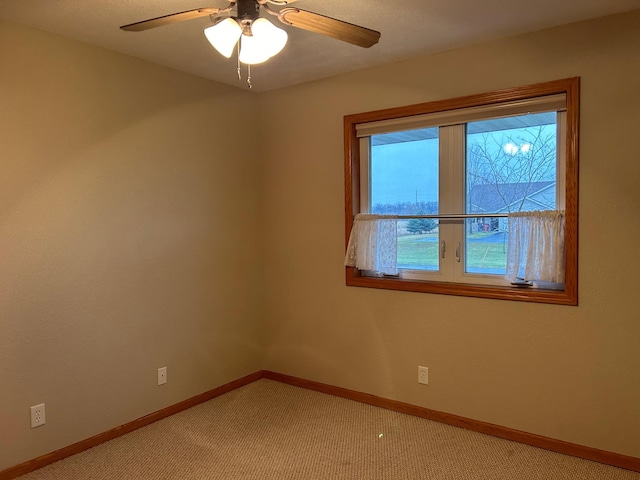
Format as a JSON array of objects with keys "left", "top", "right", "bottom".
[{"left": 344, "top": 78, "right": 579, "bottom": 305}]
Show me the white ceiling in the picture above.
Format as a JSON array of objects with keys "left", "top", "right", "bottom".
[{"left": 1, "top": 0, "right": 639, "bottom": 93}]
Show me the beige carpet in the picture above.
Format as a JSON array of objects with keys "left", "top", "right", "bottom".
[{"left": 18, "top": 379, "right": 640, "bottom": 479}]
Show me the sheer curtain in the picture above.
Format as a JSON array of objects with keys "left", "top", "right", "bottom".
[
  {"left": 344, "top": 214, "right": 398, "bottom": 275},
  {"left": 505, "top": 210, "right": 565, "bottom": 284}
]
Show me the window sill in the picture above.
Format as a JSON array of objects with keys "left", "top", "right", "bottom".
[{"left": 346, "top": 267, "right": 577, "bottom": 305}]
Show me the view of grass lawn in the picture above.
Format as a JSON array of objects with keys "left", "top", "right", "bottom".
[
  {"left": 397, "top": 233, "right": 507, "bottom": 272},
  {"left": 397, "top": 234, "right": 439, "bottom": 269}
]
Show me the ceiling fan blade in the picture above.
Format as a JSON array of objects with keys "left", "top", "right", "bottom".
[
  {"left": 278, "top": 8, "right": 380, "bottom": 48},
  {"left": 120, "top": 8, "right": 221, "bottom": 32}
]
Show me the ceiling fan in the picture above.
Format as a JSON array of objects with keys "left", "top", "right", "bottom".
[{"left": 120, "top": 0, "right": 381, "bottom": 59}]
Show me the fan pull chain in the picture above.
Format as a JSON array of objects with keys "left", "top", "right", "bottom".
[
  {"left": 234, "top": 42, "right": 252, "bottom": 89},
  {"left": 237, "top": 43, "right": 242, "bottom": 80}
]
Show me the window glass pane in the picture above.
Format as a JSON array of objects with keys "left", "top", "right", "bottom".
[
  {"left": 464, "top": 217, "right": 508, "bottom": 274},
  {"left": 370, "top": 128, "right": 439, "bottom": 271},
  {"left": 465, "top": 112, "right": 557, "bottom": 275},
  {"left": 397, "top": 219, "right": 440, "bottom": 270}
]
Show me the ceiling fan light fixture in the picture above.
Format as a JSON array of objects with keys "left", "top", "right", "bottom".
[
  {"left": 239, "top": 18, "right": 288, "bottom": 65},
  {"left": 204, "top": 18, "right": 242, "bottom": 58}
]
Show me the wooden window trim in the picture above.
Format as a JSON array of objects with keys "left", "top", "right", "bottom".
[{"left": 344, "top": 77, "right": 579, "bottom": 305}]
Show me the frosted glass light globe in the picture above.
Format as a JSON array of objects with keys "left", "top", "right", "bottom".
[{"left": 204, "top": 18, "right": 242, "bottom": 58}]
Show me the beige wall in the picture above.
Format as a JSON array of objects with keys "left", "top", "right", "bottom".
[
  {"left": 0, "top": 22, "right": 265, "bottom": 470},
  {"left": 259, "top": 11, "right": 640, "bottom": 458}
]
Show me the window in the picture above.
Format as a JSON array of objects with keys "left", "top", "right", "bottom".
[{"left": 344, "top": 78, "right": 579, "bottom": 305}]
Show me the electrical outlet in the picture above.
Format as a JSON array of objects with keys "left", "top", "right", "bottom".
[
  {"left": 30, "top": 404, "right": 46, "bottom": 428},
  {"left": 418, "top": 366, "right": 429, "bottom": 385},
  {"left": 158, "top": 367, "right": 167, "bottom": 385}
]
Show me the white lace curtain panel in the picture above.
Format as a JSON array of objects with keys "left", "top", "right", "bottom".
[
  {"left": 505, "top": 210, "right": 566, "bottom": 284},
  {"left": 344, "top": 210, "right": 565, "bottom": 284},
  {"left": 344, "top": 214, "right": 398, "bottom": 275}
]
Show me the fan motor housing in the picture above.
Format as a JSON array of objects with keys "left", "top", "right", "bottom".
[{"left": 236, "top": 0, "right": 260, "bottom": 22}]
